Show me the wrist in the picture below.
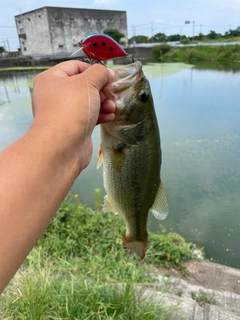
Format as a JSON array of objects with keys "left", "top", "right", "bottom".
[{"left": 29, "top": 119, "right": 86, "bottom": 181}]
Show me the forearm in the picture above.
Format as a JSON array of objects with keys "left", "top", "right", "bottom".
[
  {"left": 0, "top": 124, "right": 82, "bottom": 293},
  {"left": 0, "top": 60, "right": 115, "bottom": 294}
]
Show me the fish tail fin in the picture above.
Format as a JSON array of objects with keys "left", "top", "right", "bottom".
[{"left": 123, "top": 235, "right": 148, "bottom": 260}]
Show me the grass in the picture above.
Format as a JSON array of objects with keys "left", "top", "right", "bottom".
[
  {"left": 191, "top": 289, "right": 218, "bottom": 307},
  {"left": 152, "top": 44, "right": 240, "bottom": 63},
  {"left": 1, "top": 194, "right": 199, "bottom": 319},
  {"left": 2, "top": 265, "right": 175, "bottom": 319}
]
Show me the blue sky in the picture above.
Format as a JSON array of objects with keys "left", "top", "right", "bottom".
[{"left": 1, "top": 0, "right": 240, "bottom": 51}]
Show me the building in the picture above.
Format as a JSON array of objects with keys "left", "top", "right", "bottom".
[{"left": 15, "top": 6, "right": 128, "bottom": 59}]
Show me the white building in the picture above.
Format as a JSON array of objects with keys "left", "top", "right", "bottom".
[{"left": 15, "top": 6, "right": 128, "bottom": 59}]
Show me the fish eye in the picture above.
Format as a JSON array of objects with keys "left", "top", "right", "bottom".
[{"left": 139, "top": 90, "right": 149, "bottom": 102}]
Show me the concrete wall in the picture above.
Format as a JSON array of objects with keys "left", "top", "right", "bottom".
[
  {"left": 15, "top": 8, "right": 52, "bottom": 58},
  {"left": 15, "top": 7, "right": 127, "bottom": 59}
]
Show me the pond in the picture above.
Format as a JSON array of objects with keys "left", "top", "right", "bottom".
[{"left": 1, "top": 62, "right": 240, "bottom": 268}]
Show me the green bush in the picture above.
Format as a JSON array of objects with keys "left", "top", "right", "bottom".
[
  {"left": 159, "top": 44, "right": 240, "bottom": 62},
  {"left": 35, "top": 195, "right": 198, "bottom": 276},
  {"left": 152, "top": 44, "right": 171, "bottom": 59}
]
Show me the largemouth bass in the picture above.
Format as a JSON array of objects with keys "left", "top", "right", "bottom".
[{"left": 98, "top": 61, "right": 168, "bottom": 259}]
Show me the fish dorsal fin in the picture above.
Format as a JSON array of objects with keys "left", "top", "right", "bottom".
[
  {"left": 97, "top": 144, "right": 103, "bottom": 169},
  {"left": 103, "top": 195, "right": 118, "bottom": 215},
  {"left": 150, "top": 182, "right": 168, "bottom": 220}
]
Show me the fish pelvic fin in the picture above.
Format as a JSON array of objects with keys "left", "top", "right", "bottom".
[
  {"left": 103, "top": 195, "right": 118, "bottom": 215},
  {"left": 124, "top": 235, "right": 148, "bottom": 260},
  {"left": 97, "top": 144, "right": 103, "bottom": 169},
  {"left": 150, "top": 181, "right": 169, "bottom": 220}
]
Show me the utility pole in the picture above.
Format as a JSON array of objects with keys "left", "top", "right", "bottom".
[
  {"left": 192, "top": 21, "right": 195, "bottom": 41},
  {"left": 132, "top": 25, "right": 136, "bottom": 45},
  {"left": 185, "top": 20, "right": 195, "bottom": 41},
  {"left": 1, "top": 40, "right": 6, "bottom": 50},
  {"left": 6, "top": 39, "right": 10, "bottom": 52},
  {"left": 151, "top": 21, "right": 154, "bottom": 41}
]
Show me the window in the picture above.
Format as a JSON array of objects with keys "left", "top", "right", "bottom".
[
  {"left": 58, "top": 45, "right": 64, "bottom": 48},
  {"left": 28, "top": 18, "right": 30, "bottom": 21},
  {"left": 73, "top": 44, "right": 78, "bottom": 47},
  {"left": 70, "top": 17, "right": 75, "bottom": 21},
  {"left": 54, "top": 17, "right": 61, "bottom": 22},
  {"left": 24, "top": 47, "right": 27, "bottom": 51},
  {"left": 19, "top": 28, "right": 24, "bottom": 34}
]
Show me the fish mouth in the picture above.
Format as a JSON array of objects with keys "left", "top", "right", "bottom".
[{"left": 103, "top": 61, "right": 143, "bottom": 101}]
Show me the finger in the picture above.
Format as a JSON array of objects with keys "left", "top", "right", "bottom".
[
  {"left": 97, "top": 112, "right": 116, "bottom": 125},
  {"left": 50, "top": 60, "right": 90, "bottom": 77},
  {"left": 97, "top": 99, "right": 116, "bottom": 125},
  {"left": 100, "top": 99, "right": 116, "bottom": 114},
  {"left": 84, "top": 64, "right": 115, "bottom": 91}
]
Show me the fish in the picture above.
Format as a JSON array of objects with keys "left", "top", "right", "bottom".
[{"left": 97, "top": 61, "right": 168, "bottom": 259}]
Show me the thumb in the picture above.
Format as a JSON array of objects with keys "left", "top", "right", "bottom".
[{"left": 84, "top": 64, "right": 115, "bottom": 91}]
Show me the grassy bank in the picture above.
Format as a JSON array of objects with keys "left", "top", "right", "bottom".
[
  {"left": 1, "top": 195, "right": 199, "bottom": 319},
  {"left": 153, "top": 44, "right": 240, "bottom": 63},
  {"left": 0, "top": 66, "right": 50, "bottom": 72}
]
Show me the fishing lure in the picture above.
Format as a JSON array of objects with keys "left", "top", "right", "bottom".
[{"left": 72, "top": 33, "right": 134, "bottom": 62}]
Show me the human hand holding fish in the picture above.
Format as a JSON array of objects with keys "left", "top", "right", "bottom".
[
  {"left": 0, "top": 60, "right": 116, "bottom": 294},
  {"left": 32, "top": 60, "right": 116, "bottom": 168}
]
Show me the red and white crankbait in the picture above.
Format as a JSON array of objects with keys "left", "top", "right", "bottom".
[{"left": 72, "top": 33, "right": 133, "bottom": 62}]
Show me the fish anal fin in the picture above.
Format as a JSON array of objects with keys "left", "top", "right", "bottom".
[
  {"left": 97, "top": 144, "right": 103, "bottom": 169},
  {"left": 103, "top": 195, "right": 118, "bottom": 215},
  {"left": 150, "top": 182, "right": 168, "bottom": 220}
]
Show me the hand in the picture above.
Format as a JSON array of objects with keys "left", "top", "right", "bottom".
[
  {"left": 32, "top": 60, "right": 116, "bottom": 170},
  {"left": 0, "top": 60, "right": 116, "bottom": 293}
]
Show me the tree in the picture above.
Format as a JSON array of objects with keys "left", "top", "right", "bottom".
[
  {"left": 167, "top": 34, "right": 181, "bottom": 41},
  {"left": 228, "top": 27, "right": 240, "bottom": 37},
  {"left": 103, "top": 29, "right": 125, "bottom": 44},
  {"left": 128, "top": 35, "right": 148, "bottom": 44},
  {"left": 207, "top": 30, "right": 219, "bottom": 39},
  {"left": 0, "top": 46, "right": 5, "bottom": 58},
  {"left": 151, "top": 32, "right": 167, "bottom": 42},
  {"left": 198, "top": 33, "right": 204, "bottom": 41}
]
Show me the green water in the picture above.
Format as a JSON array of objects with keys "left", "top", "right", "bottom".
[{"left": 1, "top": 63, "right": 240, "bottom": 268}]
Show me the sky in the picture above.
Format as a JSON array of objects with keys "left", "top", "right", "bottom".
[{"left": 0, "top": 0, "right": 240, "bottom": 51}]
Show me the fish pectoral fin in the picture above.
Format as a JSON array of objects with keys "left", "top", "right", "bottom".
[
  {"left": 121, "top": 123, "right": 140, "bottom": 131},
  {"left": 103, "top": 195, "right": 118, "bottom": 215},
  {"left": 150, "top": 182, "right": 169, "bottom": 220},
  {"left": 97, "top": 144, "right": 103, "bottom": 169}
]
